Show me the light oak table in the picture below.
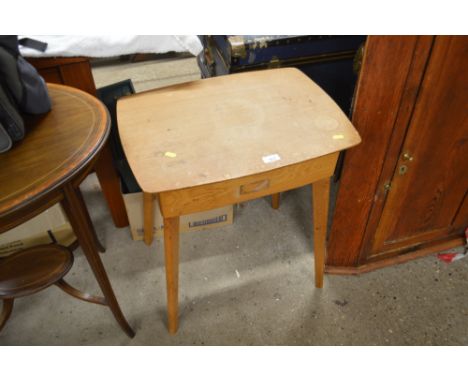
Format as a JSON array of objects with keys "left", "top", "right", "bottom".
[{"left": 118, "top": 68, "right": 361, "bottom": 333}]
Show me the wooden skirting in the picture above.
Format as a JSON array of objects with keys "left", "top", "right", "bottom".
[{"left": 326, "top": 236, "right": 465, "bottom": 275}]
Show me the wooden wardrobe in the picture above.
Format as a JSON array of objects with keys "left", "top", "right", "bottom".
[{"left": 327, "top": 35, "right": 468, "bottom": 273}]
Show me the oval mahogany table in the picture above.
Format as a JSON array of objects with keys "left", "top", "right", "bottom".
[{"left": 0, "top": 83, "right": 134, "bottom": 338}]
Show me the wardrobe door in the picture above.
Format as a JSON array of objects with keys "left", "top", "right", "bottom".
[{"left": 369, "top": 36, "right": 468, "bottom": 258}]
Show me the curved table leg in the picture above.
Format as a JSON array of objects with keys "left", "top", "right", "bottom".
[
  {"left": 0, "top": 299, "right": 14, "bottom": 333},
  {"left": 56, "top": 279, "right": 106, "bottom": 306},
  {"left": 76, "top": 186, "right": 106, "bottom": 253},
  {"left": 61, "top": 183, "right": 135, "bottom": 338}
]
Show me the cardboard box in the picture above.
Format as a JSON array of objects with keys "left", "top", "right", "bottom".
[
  {"left": 0, "top": 204, "right": 76, "bottom": 257},
  {"left": 122, "top": 192, "right": 233, "bottom": 240}
]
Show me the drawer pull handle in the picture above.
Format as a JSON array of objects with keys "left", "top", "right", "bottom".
[{"left": 240, "top": 179, "right": 270, "bottom": 194}]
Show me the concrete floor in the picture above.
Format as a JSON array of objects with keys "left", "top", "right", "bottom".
[{"left": 1, "top": 56, "right": 467, "bottom": 345}]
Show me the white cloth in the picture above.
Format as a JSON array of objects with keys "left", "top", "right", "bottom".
[{"left": 19, "top": 35, "right": 203, "bottom": 57}]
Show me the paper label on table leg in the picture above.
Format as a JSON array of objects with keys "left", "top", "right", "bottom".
[{"left": 262, "top": 153, "right": 281, "bottom": 164}]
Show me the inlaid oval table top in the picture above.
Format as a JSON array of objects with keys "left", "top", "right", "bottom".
[
  {"left": 118, "top": 68, "right": 361, "bottom": 194},
  {"left": 0, "top": 83, "right": 109, "bottom": 216}
]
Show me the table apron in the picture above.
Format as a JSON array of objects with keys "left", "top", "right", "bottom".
[
  {"left": 0, "top": 189, "right": 63, "bottom": 234},
  {"left": 159, "top": 152, "right": 338, "bottom": 217},
  {"left": 0, "top": 161, "right": 96, "bottom": 234}
]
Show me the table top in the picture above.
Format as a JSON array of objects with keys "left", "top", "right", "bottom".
[
  {"left": 0, "top": 83, "right": 109, "bottom": 216},
  {"left": 118, "top": 68, "right": 361, "bottom": 194}
]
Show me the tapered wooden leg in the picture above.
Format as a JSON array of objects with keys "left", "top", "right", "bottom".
[
  {"left": 312, "top": 178, "right": 331, "bottom": 288},
  {"left": 163, "top": 216, "right": 180, "bottom": 334},
  {"left": 271, "top": 193, "right": 281, "bottom": 209},
  {"left": 0, "top": 299, "right": 14, "bottom": 333},
  {"left": 94, "top": 143, "right": 129, "bottom": 228},
  {"left": 144, "top": 193, "right": 154, "bottom": 246},
  {"left": 61, "top": 183, "right": 135, "bottom": 338}
]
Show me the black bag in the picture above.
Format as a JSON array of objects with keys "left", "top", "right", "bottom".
[{"left": 0, "top": 36, "right": 51, "bottom": 153}]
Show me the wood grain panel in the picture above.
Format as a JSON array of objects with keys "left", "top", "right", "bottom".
[
  {"left": 28, "top": 57, "right": 97, "bottom": 95},
  {"left": 371, "top": 36, "right": 468, "bottom": 254},
  {"left": 37, "top": 67, "right": 64, "bottom": 84},
  {"left": 327, "top": 36, "right": 421, "bottom": 267},
  {"left": 452, "top": 191, "right": 468, "bottom": 230},
  {"left": 326, "top": 236, "right": 464, "bottom": 275},
  {"left": 118, "top": 68, "right": 360, "bottom": 194},
  {"left": 358, "top": 36, "right": 435, "bottom": 260}
]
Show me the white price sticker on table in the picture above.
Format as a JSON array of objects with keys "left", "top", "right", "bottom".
[{"left": 262, "top": 153, "right": 281, "bottom": 164}]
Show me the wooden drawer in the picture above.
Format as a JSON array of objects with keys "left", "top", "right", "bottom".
[{"left": 159, "top": 152, "right": 338, "bottom": 217}]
